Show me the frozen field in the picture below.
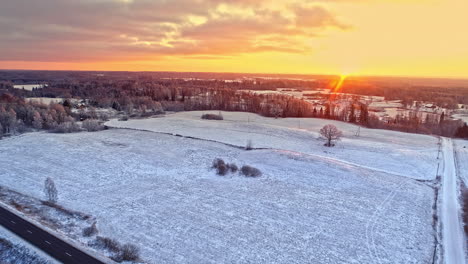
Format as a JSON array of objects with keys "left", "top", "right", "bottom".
[
  {"left": 0, "top": 115, "right": 438, "bottom": 263},
  {"left": 107, "top": 111, "right": 439, "bottom": 180}
]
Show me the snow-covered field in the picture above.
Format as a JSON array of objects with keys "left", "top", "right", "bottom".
[
  {"left": 13, "top": 84, "right": 46, "bottom": 91},
  {"left": 107, "top": 111, "right": 439, "bottom": 180},
  {"left": 0, "top": 112, "right": 440, "bottom": 263}
]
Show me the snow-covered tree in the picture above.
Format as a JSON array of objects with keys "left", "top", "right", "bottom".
[{"left": 44, "top": 177, "right": 58, "bottom": 204}]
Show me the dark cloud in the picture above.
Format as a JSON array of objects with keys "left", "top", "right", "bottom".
[{"left": 0, "top": 0, "right": 349, "bottom": 62}]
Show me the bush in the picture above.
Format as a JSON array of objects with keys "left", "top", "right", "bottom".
[
  {"left": 118, "top": 243, "right": 140, "bottom": 261},
  {"left": 51, "top": 122, "right": 81, "bottom": 133},
  {"left": 216, "top": 164, "right": 228, "bottom": 175},
  {"left": 227, "top": 163, "right": 238, "bottom": 173},
  {"left": 82, "top": 119, "right": 104, "bottom": 132},
  {"left": 83, "top": 222, "right": 98, "bottom": 237},
  {"left": 201, "top": 113, "right": 223, "bottom": 120},
  {"left": 212, "top": 158, "right": 240, "bottom": 175},
  {"left": 240, "top": 165, "right": 262, "bottom": 177},
  {"left": 212, "top": 158, "right": 225, "bottom": 169},
  {"left": 92, "top": 237, "right": 140, "bottom": 263},
  {"left": 94, "top": 236, "right": 120, "bottom": 252}
]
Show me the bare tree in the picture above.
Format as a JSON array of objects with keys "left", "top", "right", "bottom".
[
  {"left": 44, "top": 177, "right": 58, "bottom": 204},
  {"left": 320, "top": 124, "right": 343, "bottom": 147}
]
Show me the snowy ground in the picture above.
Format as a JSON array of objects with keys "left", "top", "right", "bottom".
[
  {"left": 107, "top": 111, "right": 439, "bottom": 180},
  {"left": 0, "top": 112, "right": 439, "bottom": 263}
]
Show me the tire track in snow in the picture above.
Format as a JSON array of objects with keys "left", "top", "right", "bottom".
[{"left": 366, "top": 179, "right": 409, "bottom": 264}]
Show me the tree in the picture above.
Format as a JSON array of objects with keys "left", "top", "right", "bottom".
[
  {"left": 440, "top": 112, "right": 445, "bottom": 125},
  {"left": 32, "top": 111, "right": 42, "bottom": 129},
  {"left": 324, "top": 103, "right": 331, "bottom": 119},
  {"left": 44, "top": 177, "right": 58, "bottom": 204},
  {"left": 455, "top": 123, "right": 468, "bottom": 138},
  {"left": 349, "top": 104, "right": 356, "bottom": 123},
  {"left": 359, "top": 103, "right": 369, "bottom": 126},
  {"left": 320, "top": 124, "right": 343, "bottom": 147}
]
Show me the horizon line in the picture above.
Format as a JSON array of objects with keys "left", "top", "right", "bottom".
[{"left": 1, "top": 67, "right": 468, "bottom": 81}]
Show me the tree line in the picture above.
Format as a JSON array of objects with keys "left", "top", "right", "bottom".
[{"left": 1, "top": 76, "right": 467, "bottom": 138}]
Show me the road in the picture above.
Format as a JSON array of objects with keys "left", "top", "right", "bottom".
[
  {"left": 0, "top": 205, "right": 106, "bottom": 264},
  {"left": 441, "top": 137, "right": 466, "bottom": 264}
]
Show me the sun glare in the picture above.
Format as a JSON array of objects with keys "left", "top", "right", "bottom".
[{"left": 333, "top": 74, "right": 348, "bottom": 93}]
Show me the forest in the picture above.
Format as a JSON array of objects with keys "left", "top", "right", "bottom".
[{"left": 0, "top": 71, "right": 467, "bottom": 139}]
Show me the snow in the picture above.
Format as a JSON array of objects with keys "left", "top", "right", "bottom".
[
  {"left": 453, "top": 113, "right": 468, "bottom": 124},
  {"left": 0, "top": 112, "right": 439, "bottom": 263},
  {"left": 25, "top": 97, "right": 65, "bottom": 104},
  {"left": 440, "top": 138, "right": 466, "bottom": 263},
  {"left": 106, "top": 111, "right": 439, "bottom": 180},
  {"left": 13, "top": 84, "right": 46, "bottom": 91}
]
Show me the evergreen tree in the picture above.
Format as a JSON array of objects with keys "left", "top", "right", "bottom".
[
  {"left": 349, "top": 104, "right": 356, "bottom": 123},
  {"left": 440, "top": 112, "right": 445, "bottom": 125}
]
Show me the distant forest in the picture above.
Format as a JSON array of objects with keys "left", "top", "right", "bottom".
[{"left": 0, "top": 70, "right": 467, "bottom": 138}]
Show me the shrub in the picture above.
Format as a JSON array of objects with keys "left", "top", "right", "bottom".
[
  {"left": 212, "top": 158, "right": 225, "bottom": 169},
  {"left": 82, "top": 119, "right": 104, "bottom": 132},
  {"left": 94, "top": 236, "right": 120, "bottom": 252},
  {"left": 51, "top": 122, "right": 81, "bottom": 133},
  {"left": 216, "top": 164, "right": 228, "bottom": 175},
  {"left": 201, "top": 113, "right": 223, "bottom": 120},
  {"left": 212, "top": 159, "right": 240, "bottom": 175},
  {"left": 240, "top": 165, "right": 262, "bottom": 177},
  {"left": 227, "top": 163, "right": 238, "bottom": 173},
  {"left": 83, "top": 222, "right": 98, "bottom": 237},
  {"left": 119, "top": 243, "right": 140, "bottom": 261}
]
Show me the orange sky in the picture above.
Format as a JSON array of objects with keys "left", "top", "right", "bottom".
[{"left": 1, "top": 0, "right": 467, "bottom": 78}]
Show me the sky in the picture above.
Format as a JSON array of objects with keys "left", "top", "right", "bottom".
[{"left": 0, "top": 0, "right": 467, "bottom": 78}]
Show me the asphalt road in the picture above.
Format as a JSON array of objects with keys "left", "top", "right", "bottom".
[{"left": 0, "top": 205, "right": 105, "bottom": 264}]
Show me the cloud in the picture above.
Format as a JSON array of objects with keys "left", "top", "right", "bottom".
[{"left": 0, "top": 0, "right": 349, "bottom": 62}]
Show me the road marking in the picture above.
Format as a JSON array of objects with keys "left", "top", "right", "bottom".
[
  {"left": 45, "top": 240, "right": 51, "bottom": 245},
  {"left": 10, "top": 221, "right": 16, "bottom": 224},
  {"left": 27, "top": 230, "right": 32, "bottom": 234},
  {"left": 65, "top": 252, "right": 72, "bottom": 257}
]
